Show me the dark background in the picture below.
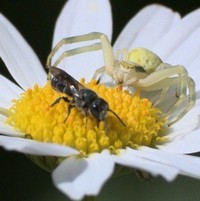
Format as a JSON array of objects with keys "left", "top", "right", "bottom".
[{"left": 0, "top": 1, "right": 200, "bottom": 201}]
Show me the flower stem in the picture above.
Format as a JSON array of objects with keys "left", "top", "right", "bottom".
[{"left": 82, "top": 196, "right": 96, "bottom": 201}]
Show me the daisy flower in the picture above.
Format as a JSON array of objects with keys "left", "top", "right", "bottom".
[{"left": 0, "top": 0, "right": 200, "bottom": 201}]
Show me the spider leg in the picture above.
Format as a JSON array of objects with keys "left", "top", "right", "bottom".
[
  {"left": 92, "top": 34, "right": 116, "bottom": 81},
  {"left": 53, "top": 43, "right": 102, "bottom": 67},
  {"left": 166, "top": 75, "right": 195, "bottom": 126},
  {"left": 136, "top": 64, "right": 196, "bottom": 126},
  {"left": 153, "top": 87, "right": 169, "bottom": 106},
  {"left": 46, "top": 32, "right": 105, "bottom": 68},
  {"left": 152, "top": 63, "right": 175, "bottom": 106},
  {"left": 92, "top": 66, "right": 106, "bottom": 81},
  {"left": 157, "top": 65, "right": 195, "bottom": 126}
]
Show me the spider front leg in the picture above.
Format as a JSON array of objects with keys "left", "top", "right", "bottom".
[
  {"left": 136, "top": 64, "right": 196, "bottom": 126},
  {"left": 46, "top": 32, "right": 105, "bottom": 68},
  {"left": 93, "top": 36, "right": 135, "bottom": 84},
  {"left": 92, "top": 66, "right": 106, "bottom": 81},
  {"left": 164, "top": 68, "right": 195, "bottom": 126},
  {"left": 92, "top": 34, "right": 116, "bottom": 81}
]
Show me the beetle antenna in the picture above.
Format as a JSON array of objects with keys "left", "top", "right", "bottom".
[{"left": 108, "top": 109, "right": 126, "bottom": 127}]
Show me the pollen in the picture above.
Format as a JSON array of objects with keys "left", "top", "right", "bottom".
[{"left": 6, "top": 80, "right": 167, "bottom": 155}]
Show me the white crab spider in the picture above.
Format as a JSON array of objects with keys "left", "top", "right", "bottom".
[{"left": 46, "top": 32, "right": 196, "bottom": 126}]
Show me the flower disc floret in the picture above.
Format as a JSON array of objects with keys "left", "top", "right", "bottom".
[{"left": 6, "top": 80, "right": 166, "bottom": 155}]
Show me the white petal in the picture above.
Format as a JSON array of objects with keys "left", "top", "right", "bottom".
[
  {"left": 131, "top": 147, "right": 200, "bottom": 179},
  {"left": 0, "top": 14, "right": 46, "bottom": 89},
  {"left": 157, "top": 129, "right": 200, "bottom": 154},
  {"left": 152, "top": 8, "right": 200, "bottom": 60},
  {"left": 163, "top": 26, "right": 200, "bottom": 92},
  {"left": 0, "top": 135, "right": 78, "bottom": 156},
  {"left": 188, "top": 57, "right": 200, "bottom": 91},
  {"left": 112, "top": 149, "right": 179, "bottom": 181},
  {"left": 166, "top": 26, "right": 200, "bottom": 68},
  {"left": 0, "top": 75, "right": 23, "bottom": 108},
  {"left": 52, "top": 0, "right": 112, "bottom": 47},
  {"left": 114, "top": 4, "right": 180, "bottom": 51},
  {"left": 0, "top": 115, "right": 23, "bottom": 137},
  {"left": 52, "top": 150, "right": 114, "bottom": 200},
  {"left": 112, "top": 149, "right": 178, "bottom": 181},
  {"left": 0, "top": 75, "right": 24, "bottom": 137}
]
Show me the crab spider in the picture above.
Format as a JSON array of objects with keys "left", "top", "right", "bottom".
[{"left": 46, "top": 32, "right": 196, "bottom": 126}]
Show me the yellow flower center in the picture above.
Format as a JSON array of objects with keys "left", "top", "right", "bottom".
[{"left": 6, "top": 80, "right": 167, "bottom": 156}]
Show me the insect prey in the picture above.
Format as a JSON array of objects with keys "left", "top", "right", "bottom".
[{"left": 49, "top": 66, "right": 126, "bottom": 131}]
